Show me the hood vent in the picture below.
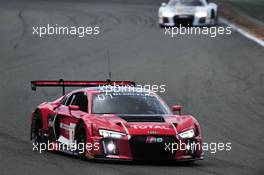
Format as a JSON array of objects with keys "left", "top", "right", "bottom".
[{"left": 118, "top": 115, "right": 165, "bottom": 122}]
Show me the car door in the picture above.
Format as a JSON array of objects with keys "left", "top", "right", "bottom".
[{"left": 48, "top": 91, "right": 88, "bottom": 145}]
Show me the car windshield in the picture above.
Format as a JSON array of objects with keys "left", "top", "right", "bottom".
[
  {"left": 168, "top": 0, "right": 205, "bottom": 6},
  {"left": 92, "top": 92, "right": 171, "bottom": 115}
]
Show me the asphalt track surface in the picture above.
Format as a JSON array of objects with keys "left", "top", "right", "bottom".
[{"left": 0, "top": 0, "right": 264, "bottom": 175}]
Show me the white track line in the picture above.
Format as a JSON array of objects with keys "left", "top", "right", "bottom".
[{"left": 220, "top": 17, "right": 264, "bottom": 47}]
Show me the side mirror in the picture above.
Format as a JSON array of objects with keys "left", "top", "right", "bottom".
[
  {"left": 172, "top": 105, "right": 182, "bottom": 115},
  {"left": 161, "top": 2, "right": 167, "bottom": 6},
  {"left": 69, "top": 105, "right": 79, "bottom": 111}
]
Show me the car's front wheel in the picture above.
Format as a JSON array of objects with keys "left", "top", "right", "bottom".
[
  {"left": 76, "top": 122, "right": 87, "bottom": 159},
  {"left": 210, "top": 10, "right": 218, "bottom": 26}
]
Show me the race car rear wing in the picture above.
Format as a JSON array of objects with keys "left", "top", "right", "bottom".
[{"left": 31, "top": 79, "right": 136, "bottom": 95}]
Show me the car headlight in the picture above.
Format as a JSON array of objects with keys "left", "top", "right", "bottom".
[
  {"left": 99, "top": 129, "right": 126, "bottom": 139},
  {"left": 162, "top": 11, "right": 174, "bottom": 17},
  {"left": 178, "top": 129, "right": 195, "bottom": 139},
  {"left": 195, "top": 11, "right": 207, "bottom": 18}
]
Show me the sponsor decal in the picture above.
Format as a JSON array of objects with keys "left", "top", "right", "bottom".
[
  {"left": 131, "top": 125, "right": 170, "bottom": 130},
  {"left": 146, "top": 136, "right": 163, "bottom": 143},
  {"left": 59, "top": 123, "right": 76, "bottom": 143},
  {"left": 147, "top": 130, "right": 159, "bottom": 134}
]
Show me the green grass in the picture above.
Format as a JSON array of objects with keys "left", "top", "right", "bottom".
[{"left": 220, "top": 0, "right": 264, "bottom": 23}]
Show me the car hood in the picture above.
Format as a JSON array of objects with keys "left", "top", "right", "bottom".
[
  {"left": 163, "top": 6, "right": 205, "bottom": 15},
  {"left": 90, "top": 114, "right": 195, "bottom": 136}
]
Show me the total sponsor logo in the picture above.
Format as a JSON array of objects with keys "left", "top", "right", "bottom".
[{"left": 130, "top": 125, "right": 171, "bottom": 130}]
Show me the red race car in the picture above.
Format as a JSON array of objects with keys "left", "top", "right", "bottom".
[{"left": 30, "top": 79, "right": 203, "bottom": 161}]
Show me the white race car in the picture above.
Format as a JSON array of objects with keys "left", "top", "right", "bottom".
[{"left": 159, "top": 0, "right": 218, "bottom": 27}]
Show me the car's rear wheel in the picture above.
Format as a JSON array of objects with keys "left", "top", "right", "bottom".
[
  {"left": 31, "top": 112, "right": 44, "bottom": 147},
  {"left": 76, "top": 122, "right": 87, "bottom": 159}
]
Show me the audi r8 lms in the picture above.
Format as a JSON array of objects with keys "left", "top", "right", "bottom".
[
  {"left": 30, "top": 80, "right": 203, "bottom": 161},
  {"left": 159, "top": 0, "right": 218, "bottom": 27}
]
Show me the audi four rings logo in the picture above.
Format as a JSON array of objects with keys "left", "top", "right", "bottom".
[{"left": 146, "top": 136, "right": 163, "bottom": 143}]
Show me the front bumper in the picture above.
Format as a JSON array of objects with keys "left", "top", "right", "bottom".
[
  {"left": 159, "top": 14, "right": 211, "bottom": 27},
  {"left": 88, "top": 135, "right": 203, "bottom": 161}
]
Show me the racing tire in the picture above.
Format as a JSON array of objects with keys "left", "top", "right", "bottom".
[
  {"left": 31, "top": 111, "right": 45, "bottom": 148},
  {"left": 76, "top": 122, "right": 87, "bottom": 159},
  {"left": 210, "top": 10, "right": 218, "bottom": 26},
  {"left": 159, "top": 24, "right": 165, "bottom": 28}
]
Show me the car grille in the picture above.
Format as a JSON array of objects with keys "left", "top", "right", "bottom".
[
  {"left": 129, "top": 136, "right": 176, "bottom": 160},
  {"left": 173, "top": 15, "right": 194, "bottom": 26}
]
